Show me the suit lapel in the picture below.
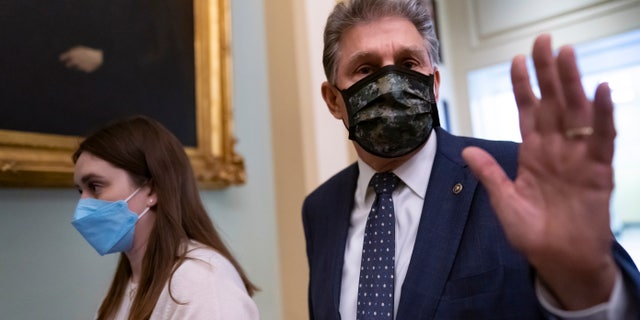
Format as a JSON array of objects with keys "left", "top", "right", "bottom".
[
  {"left": 396, "top": 129, "right": 479, "bottom": 319},
  {"left": 329, "top": 164, "right": 359, "bottom": 318}
]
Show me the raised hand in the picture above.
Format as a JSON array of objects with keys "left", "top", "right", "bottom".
[{"left": 462, "top": 34, "right": 618, "bottom": 310}]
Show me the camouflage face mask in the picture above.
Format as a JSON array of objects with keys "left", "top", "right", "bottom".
[{"left": 340, "top": 65, "right": 440, "bottom": 158}]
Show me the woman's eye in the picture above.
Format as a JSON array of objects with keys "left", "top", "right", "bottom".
[{"left": 87, "top": 182, "right": 101, "bottom": 193}]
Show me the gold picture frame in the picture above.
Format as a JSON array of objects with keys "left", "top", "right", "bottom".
[{"left": 0, "top": 0, "right": 244, "bottom": 189}]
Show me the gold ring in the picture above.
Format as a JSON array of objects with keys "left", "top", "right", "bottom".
[{"left": 565, "top": 126, "right": 594, "bottom": 139}]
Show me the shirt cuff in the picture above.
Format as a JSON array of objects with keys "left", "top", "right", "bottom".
[{"left": 535, "top": 271, "right": 628, "bottom": 320}]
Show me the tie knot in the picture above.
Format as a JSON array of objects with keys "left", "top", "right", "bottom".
[{"left": 370, "top": 172, "right": 399, "bottom": 195}]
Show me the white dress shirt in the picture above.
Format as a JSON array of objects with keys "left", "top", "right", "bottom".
[
  {"left": 340, "top": 134, "right": 437, "bottom": 319},
  {"left": 339, "top": 133, "right": 629, "bottom": 319}
]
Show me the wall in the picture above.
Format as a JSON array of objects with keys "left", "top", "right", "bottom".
[
  {"left": 437, "top": 0, "right": 640, "bottom": 135},
  {"left": 0, "top": 0, "right": 283, "bottom": 319},
  {"left": 262, "top": 0, "right": 351, "bottom": 318}
]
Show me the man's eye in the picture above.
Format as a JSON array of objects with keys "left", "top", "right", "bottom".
[
  {"left": 355, "top": 66, "right": 374, "bottom": 75},
  {"left": 401, "top": 60, "right": 418, "bottom": 69}
]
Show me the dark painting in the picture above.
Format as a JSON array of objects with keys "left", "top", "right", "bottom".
[{"left": 0, "top": 0, "right": 197, "bottom": 147}]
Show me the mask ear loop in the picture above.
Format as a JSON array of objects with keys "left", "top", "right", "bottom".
[
  {"left": 137, "top": 207, "right": 151, "bottom": 220},
  {"left": 124, "top": 187, "right": 142, "bottom": 202},
  {"left": 124, "top": 186, "right": 152, "bottom": 220}
]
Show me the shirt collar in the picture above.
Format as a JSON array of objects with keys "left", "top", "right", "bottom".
[{"left": 356, "top": 132, "right": 438, "bottom": 202}]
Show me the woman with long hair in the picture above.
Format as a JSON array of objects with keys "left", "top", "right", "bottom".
[{"left": 70, "top": 115, "right": 259, "bottom": 319}]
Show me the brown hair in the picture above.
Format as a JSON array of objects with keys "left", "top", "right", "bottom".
[{"left": 73, "top": 115, "right": 257, "bottom": 319}]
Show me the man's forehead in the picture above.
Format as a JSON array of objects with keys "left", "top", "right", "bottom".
[
  {"left": 337, "top": 18, "right": 428, "bottom": 60},
  {"left": 345, "top": 45, "right": 428, "bottom": 60}
]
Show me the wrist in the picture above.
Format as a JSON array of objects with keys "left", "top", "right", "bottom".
[{"left": 535, "top": 254, "right": 617, "bottom": 310}]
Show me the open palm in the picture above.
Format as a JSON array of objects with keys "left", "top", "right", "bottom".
[{"left": 462, "top": 34, "right": 618, "bottom": 310}]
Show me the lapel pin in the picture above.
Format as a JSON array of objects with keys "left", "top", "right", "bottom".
[{"left": 452, "top": 183, "right": 463, "bottom": 195}]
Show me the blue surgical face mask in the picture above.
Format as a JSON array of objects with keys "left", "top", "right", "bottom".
[{"left": 71, "top": 187, "right": 150, "bottom": 256}]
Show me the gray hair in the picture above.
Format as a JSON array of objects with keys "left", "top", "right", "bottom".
[{"left": 322, "top": 0, "right": 440, "bottom": 84}]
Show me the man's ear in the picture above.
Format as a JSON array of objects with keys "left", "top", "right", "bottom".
[
  {"left": 433, "top": 68, "right": 441, "bottom": 101},
  {"left": 321, "top": 81, "right": 346, "bottom": 120}
]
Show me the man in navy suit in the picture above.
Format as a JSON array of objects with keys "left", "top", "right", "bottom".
[{"left": 302, "top": 0, "right": 640, "bottom": 319}]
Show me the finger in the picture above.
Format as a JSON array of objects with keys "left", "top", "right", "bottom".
[
  {"left": 511, "top": 55, "right": 537, "bottom": 138},
  {"left": 589, "top": 83, "right": 615, "bottom": 163},
  {"left": 556, "top": 46, "right": 591, "bottom": 130},
  {"left": 531, "top": 34, "right": 564, "bottom": 133},
  {"left": 462, "top": 146, "right": 514, "bottom": 207}
]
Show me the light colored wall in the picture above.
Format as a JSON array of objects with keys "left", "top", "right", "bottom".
[
  {"left": 437, "top": 0, "right": 640, "bottom": 135},
  {"left": 263, "top": 0, "right": 352, "bottom": 318},
  {"left": 0, "top": 189, "right": 118, "bottom": 320},
  {"left": 263, "top": 0, "right": 311, "bottom": 318},
  {"left": 0, "top": 0, "right": 283, "bottom": 319}
]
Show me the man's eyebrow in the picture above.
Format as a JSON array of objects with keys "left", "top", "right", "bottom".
[
  {"left": 344, "top": 46, "right": 430, "bottom": 67},
  {"left": 394, "top": 46, "right": 430, "bottom": 60},
  {"left": 343, "top": 51, "right": 376, "bottom": 67}
]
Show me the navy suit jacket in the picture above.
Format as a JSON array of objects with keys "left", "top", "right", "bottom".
[{"left": 303, "top": 128, "right": 640, "bottom": 319}]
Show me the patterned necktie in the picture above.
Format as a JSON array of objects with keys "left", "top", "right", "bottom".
[{"left": 357, "top": 172, "right": 400, "bottom": 320}]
